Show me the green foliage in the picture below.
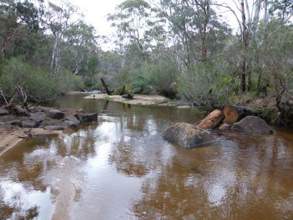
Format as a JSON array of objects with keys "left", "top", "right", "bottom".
[
  {"left": 0, "top": 0, "right": 293, "bottom": 106},
  {"left": 111, "top": 55, "right": 179, "bottom": 97},
  {"left": 178, "top": 61, "right": 236, "bottom": 105},
  {"left": 0, "top": 58, "right": 83, "bottom": 102}
]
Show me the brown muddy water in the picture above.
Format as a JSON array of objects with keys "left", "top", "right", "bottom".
[{"left": 0, "top": 94, "right": 292, "bottom": 220}]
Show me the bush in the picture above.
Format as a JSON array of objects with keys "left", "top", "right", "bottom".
[
  {"left": 0, "top": 58, "right": 83, "bottom": 103},
  {"left": 110, "top": 56, "right": 179, "bottom": 97},
  {"left": 178, "top": 60, "right": 236, "bottom": 106}
]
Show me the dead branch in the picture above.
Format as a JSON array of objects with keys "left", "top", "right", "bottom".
[{"left": 0, "top": 89, "right": 8, "bottom": 105}]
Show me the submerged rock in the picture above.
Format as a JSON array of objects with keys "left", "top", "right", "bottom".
[
  {"left": 163, "top": 122, "right": 216, "bottom": 149},
  {"left": 75, "top": 113, "right": 97, "bottom": 123},
  {"left": 231, "top": 116, "right": 274, "bottom": 135}
]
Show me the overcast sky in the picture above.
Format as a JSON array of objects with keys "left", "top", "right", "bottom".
[
  {"left": 59, "top": 0, "right": 240, "bottom": 37},
  {"left": 69, "top": 0, "right": 124, "bottom": 36}
]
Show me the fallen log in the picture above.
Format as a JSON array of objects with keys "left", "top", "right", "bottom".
[
  {"left": 223, "top": 105, "right": 255, "bottom": 124},
  {"left": 196, "top": 109, "right": 224, "bottom": 129}
]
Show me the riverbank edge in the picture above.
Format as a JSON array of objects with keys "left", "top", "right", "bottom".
[
  {"left": 0, "top": 103, "right": 98, "bottom": 157},
  {"left": 83, "top": 93, "right": 280, "bottom": 124},
  {"left": 0, "top": 93, "right": 285, "bottom": 157},
  {"left": 0, "top": 128, "right": 63, "bottom": 157},
  {"left": 84, "top": 93, "right": 192, "bottom": 108}
]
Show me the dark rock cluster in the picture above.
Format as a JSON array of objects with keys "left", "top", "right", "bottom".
[{"left": 0, "top": 105, "right": 98, "bottom": 130}]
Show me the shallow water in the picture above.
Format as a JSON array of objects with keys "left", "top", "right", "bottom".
[{"left": 0, "top": 95, "right": 292, "bottom": 220}]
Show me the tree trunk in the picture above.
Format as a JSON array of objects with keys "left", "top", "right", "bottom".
[
  {"left": 240, "top": 0, "right": 248, "bottom": 93},
  {"left": 100, "top": 78, "right": 112, "bottom": 95}
]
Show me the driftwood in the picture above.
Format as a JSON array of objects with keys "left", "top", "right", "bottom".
[
  {"left": 16, "top": 85, "right": 28, "bottom": 108},
  {"left": 0, "top": 86, "right": 30, "bottom": 116},
  {"left": 0, "top": 89, "right": 8, "bottom": 105},
  {"left": 197, "top": 109, "right": 224, "bottom": 129},
  {"left": 100, "top": 78, "right": 113, "bottom": 95},
  {"left": 196, "top": 105, "right": 256, "bottom": 130},
  {"left": 121, "top": 93, "right": 134, "bottom": 99},
  {"left": 223, "top": 105, "right": 255, "bottom": 124}
]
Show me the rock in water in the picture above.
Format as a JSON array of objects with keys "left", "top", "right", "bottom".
[
  {"left": 231, "top": 116, "right": 274, "bottom": 135},
  {"left": 197, "top": 109, "right": 224, "bottom": 129},
  {"left": 75, "top": 113, "right": 97, "bottom": 123},
  {"left": 163, "top": 122, "right": 216, "bottom": 149},
  {"left": 64, "top": 115, "right": 80, "bottom": 128}
]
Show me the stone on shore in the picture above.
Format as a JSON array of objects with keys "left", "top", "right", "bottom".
[
  {"left": 0, "top": 108, "right": 9, "bottom": 116},
  {"left": 47, "top": 109, "right": 65, "bottom": 119},
  {"left": 30, "top": 112, "right": 46, "bottom": 123},
  {"left": 21, "top": 120, "right": 38, "bottom": 128}
]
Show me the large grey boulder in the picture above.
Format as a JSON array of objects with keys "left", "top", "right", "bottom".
[
  {"left": 231, "top": 116, "right": 274, "bottom": 135},
  {"left": 163, "top": 122, "right": 216, "bottom": 149}
]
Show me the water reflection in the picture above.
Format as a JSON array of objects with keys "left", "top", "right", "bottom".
[{"left": 0, "top": 96, "right": 292, "bottom": 220}]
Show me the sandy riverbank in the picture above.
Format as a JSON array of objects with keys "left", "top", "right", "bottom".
[{"left": 84, "top": 93, "right": 191, "bottom": 108}]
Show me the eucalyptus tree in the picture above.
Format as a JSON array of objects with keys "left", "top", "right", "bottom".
[
  {"left": 158, "top": 0, "right": 230, "bottom": 68},
  {"left": 63, "top": 21, "right": 98, "bottom": 76},
  {"left": 108, "top": 0, "right": 166, "bottom": 63},
  {"left": 45, "top": 1, "right": 77, "bottom": 73},
  {"left": 0, "top": 0, "right": 41, "bottom": 60}
]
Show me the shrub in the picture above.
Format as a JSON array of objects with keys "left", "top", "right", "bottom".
[
  {"left": 0, "top": 58, "right": 83, "bottom": 103},
  {"left": 178, "top": 60, "right": 236, "bottom": 106},
  {"left": 111, "top": 56, "right": 179, "bottom": 97}
]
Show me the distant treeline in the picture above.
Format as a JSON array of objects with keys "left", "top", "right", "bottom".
[{"left": 0, "top": 0, "right": 292, "bottom": 105}]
